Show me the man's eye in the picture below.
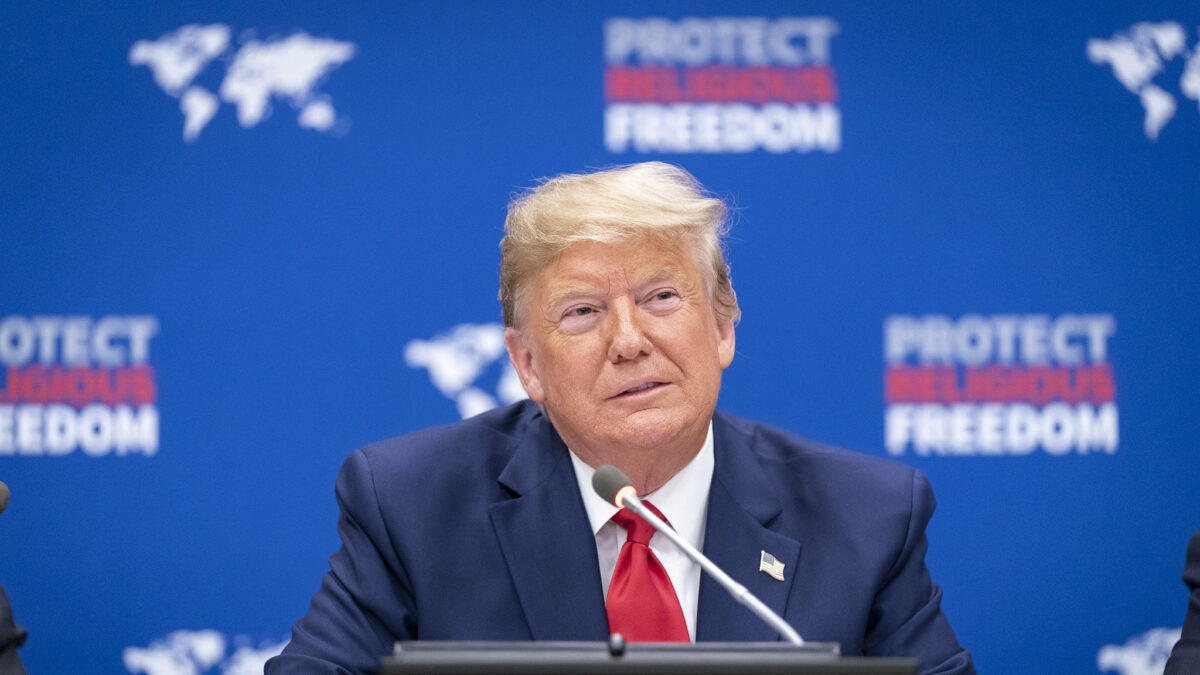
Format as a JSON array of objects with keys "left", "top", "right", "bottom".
[
  {"left": 655, "top": 291, "right": 676, "bottom": 301},
  {"left": 568, "top": 307, "right": 593, "bottom": 317}
]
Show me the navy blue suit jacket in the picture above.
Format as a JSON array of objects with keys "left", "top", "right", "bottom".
[{"left": 269, "top": 401, "right": 973, "bottom": 674}]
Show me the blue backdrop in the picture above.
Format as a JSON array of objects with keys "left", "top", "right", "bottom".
[{"left": 2, "top": 2, "right": 1198, "bottom": 673}]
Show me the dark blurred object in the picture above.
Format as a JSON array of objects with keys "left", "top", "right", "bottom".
[
  {"left": 0, "top": 480, "right": 27, "bottom": 674},
  {"left": 0, "top": 585, "right": 27, "bottom": 675},
  {"left": 1164, "top": 531, "right": 1200, "bottom": 675}
]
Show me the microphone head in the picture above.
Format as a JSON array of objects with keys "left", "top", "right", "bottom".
[
  {"left": 0, "top": 481, "right": 8, "bottom": 516},
  {"left": 592, "top": 465, "right": 634, "bottom": 507}
]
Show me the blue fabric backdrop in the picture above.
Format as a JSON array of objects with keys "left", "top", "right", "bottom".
[{"left": 1, "top": 2, "right": 1197, "bottom": 673}]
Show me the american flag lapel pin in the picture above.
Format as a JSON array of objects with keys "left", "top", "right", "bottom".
[{"left": 759, "top": 550, "right": 785, "bottom": 581}]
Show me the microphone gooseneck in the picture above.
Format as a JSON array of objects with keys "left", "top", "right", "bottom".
[{"left": 590, "top": 464, "right": 805, "bottom": 645}]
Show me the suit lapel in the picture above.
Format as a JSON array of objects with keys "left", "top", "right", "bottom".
[
  {"left": 488, "top": 409, "right": 609, "bottom": 640},
  {"left": 696, "top": 413, "right": 802, "bottom": 642}
]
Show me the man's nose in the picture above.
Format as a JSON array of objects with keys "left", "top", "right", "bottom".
[{"left": 606, "top": 299, "right": 652, "bottom": 363}]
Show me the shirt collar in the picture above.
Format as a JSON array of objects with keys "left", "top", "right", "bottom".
[{"left": 569, "top": 421, "right": 714, "bottom": 545}]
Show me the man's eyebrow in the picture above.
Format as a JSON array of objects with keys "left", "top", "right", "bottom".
[{"left": 543, "top": 284, "right": 602, "bottom": 311}]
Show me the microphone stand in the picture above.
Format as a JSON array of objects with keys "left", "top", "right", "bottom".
[{"left": 618, "top": 490, "right": 805, "bottom": 645}]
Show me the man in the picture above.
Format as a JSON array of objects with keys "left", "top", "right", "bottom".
[
  {"left": 1164, "top": 530, "right": 1200, "bottom": 674},
  {"left": 268, "top": 163, "right": 974, "bottom": 673}
]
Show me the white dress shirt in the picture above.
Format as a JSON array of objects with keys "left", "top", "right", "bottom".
[{"left": 569, "top": 422, "right": 714, "bottom": 641}]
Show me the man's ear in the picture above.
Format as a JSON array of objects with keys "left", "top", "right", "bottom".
[
  {"left": 717, "top": 320, "right": 736, "bottom": 370},
  {"left": 505, "top": 327, "right": 546, "bottom": 402}
]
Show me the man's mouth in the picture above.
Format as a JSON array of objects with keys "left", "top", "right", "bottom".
[{"left": 622, "top": 382, "right": 664, "bottom": 395}]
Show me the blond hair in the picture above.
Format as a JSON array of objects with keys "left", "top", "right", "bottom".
[{"left": 500, "top": 162, "right": 739, "bottom": 328}]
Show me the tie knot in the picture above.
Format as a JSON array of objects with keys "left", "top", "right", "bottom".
[{"left": 612, "top": 502, "right": 668, "bottom": 546}]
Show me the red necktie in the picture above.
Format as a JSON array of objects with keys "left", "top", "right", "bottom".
[{"left": 605, "top": 502, "right": 690, "bottom": 642}]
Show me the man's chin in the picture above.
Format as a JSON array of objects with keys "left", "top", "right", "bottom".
[
  {"left": 548, "top": 406, "right": 708, "bottom": 462},
  {"left": 606, "top": 414, "right": 705, "bottom": 454}
]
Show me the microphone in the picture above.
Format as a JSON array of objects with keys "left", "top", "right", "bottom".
[
  {"left": 0, "top": 481, "right": 8, "bottom": 516},
  {"left": 592, "top": 465, "right": 804, "bottom": 645}
]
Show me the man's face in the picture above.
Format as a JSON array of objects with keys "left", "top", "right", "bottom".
[{"left": 505, "top": 237, "right": 735, "bottom": 470}]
